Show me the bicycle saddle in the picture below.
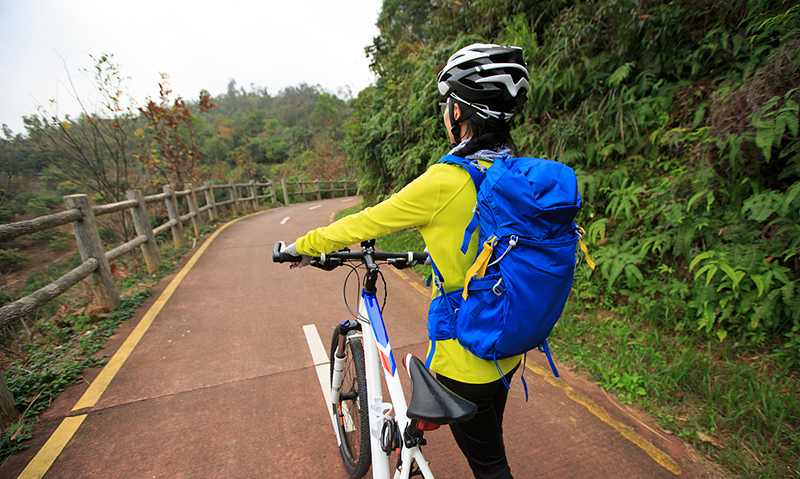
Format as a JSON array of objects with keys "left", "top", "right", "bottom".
[{"left": 404, "top": 354, "right": 477, "bottom": 425}]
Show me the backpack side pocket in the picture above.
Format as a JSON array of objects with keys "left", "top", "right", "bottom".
[
  {"left": 455, "top": 272, "right": 509, "bottom": 359},
  {"left": 427, "top": 289, "right": 463, "bottom": 342}
]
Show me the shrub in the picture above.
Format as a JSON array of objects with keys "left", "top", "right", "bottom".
[{"left": 0, "top": 249, "right": 28, "bottom": 271}]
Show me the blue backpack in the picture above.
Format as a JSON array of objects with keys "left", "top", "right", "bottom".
[{"left": 426, "top": 154, "right": 594, "bottom": 390}]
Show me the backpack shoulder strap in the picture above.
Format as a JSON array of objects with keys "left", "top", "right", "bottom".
[
  {"left": 437, "top": 155, "right": 485, "bottom": 191},
  {"left": 437, "top": 155, "right": 486, "bottom": 254}
]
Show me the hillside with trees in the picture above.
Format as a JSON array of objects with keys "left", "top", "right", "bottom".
[
  {"left": 0, "top": 59, "right": 354, "bottom": 278},
  {"left": 343, "top": 1, "right": 798, "bottom": 477},
  {"left": 1, "top": 62, "right": 354, "bottom": 220}
]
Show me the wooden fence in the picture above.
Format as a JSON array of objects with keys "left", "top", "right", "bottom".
[
  {"left": 280, "top": 179, "right": 354, "bottom": 204},
  {"left": 0, "top": 178, "right": 356, "bottom": 327}
]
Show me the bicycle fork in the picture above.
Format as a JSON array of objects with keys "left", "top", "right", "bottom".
[{"left": 330, "top": 319, "right": 359, "bottom": 447}]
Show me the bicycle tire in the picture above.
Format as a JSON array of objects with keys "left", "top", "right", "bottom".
[{"left": 329, "top": 327, "right": 371, "bottom": 478}]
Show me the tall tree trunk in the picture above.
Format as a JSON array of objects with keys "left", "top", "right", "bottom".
[{"left": 0, "top": 374, "right": 19, "bottom": 430}]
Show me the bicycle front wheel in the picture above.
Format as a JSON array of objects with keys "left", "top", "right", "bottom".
[{"left": 330, "top": 327, "right": 371, "bottom": 478}]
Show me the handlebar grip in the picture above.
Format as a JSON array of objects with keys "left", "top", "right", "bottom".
[
  {"left": 272, "top": 241, "right": 301, "bottom": 263},
  {"left": 413, "top": 252, "right": 428, "bottom": 264}
]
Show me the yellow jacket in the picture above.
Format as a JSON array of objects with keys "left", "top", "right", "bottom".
[{"left": 296, "top": 161, "right": 521, "bottom": 383}]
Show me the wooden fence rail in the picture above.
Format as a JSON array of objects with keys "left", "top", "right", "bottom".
[
  {"left": 280, "top": 179, "right": 354, "bottom": 205},
  {"left": 0, "top": 178, "right": 356, "bottom": 327}
]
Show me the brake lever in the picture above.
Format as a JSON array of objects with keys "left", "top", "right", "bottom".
[
  {"left": 388, "top": 258, "right": 418, "bottom": 270},
  {"left": 311, "top": 258, "right": 343, "bottom": 271}
]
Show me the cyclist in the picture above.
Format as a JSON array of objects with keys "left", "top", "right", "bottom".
[{"left": 283, "top": 43, "right": 530, "bottom": 479}]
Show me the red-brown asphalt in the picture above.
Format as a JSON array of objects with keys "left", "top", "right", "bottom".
[{"left": 1, "top": 198, "right": 705, "bottom": 479}]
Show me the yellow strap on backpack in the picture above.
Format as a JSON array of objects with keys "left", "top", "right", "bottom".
[
  {"left": 576, "top": 227, "right": 596, "bottom": 270},
  {"left": 463, "top": 236, "right": 498, "bottom": 300}
]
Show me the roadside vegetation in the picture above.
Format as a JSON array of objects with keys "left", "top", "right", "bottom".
[
  {"left": 337, "top": 1, "right": 799, "bottom": 478},
  {"left": 0, "top": 236, "right": 182, "bottom": 463}
]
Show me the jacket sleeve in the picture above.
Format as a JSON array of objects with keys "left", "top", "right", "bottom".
[{"left": 295, "top": 166, "right": 448, "bottom": 256}]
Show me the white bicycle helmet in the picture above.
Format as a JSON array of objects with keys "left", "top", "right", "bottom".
[{"left": 437, "top": 43, "right": 530, "bottom": 121}]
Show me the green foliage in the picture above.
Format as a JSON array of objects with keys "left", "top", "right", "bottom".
[
  {"left": 346, "top": 1, "right": 800, "bottom": 476},
  {"left": 29, "top": 229, "right": 67, "bottom": 246},
  {"left": 97, "top": 225, "right": 120, "bottom": 245},
  {"left": 347, "top": 0, "right": 800, "bottom": 359},
  {"left": 55, "top": 182, "right": 82, "bottom": 197},
  {"left": 0, "top": 289, "right": 152, "bottom": 463},
  {"left": 0, "top": 233, "right": 188, "bottom": 463},
  {"left": 551, "top": 307, "right": 800, "bottom": 478},
  {"left": 752, "top": 90, "right": 799, "bottom": 161},
  {"left": 0, "top": 207, "right": 13, "bottom": 223},
  {"left": 198, "top": 82, "right": 354, "bottom": 181},
  {"left": 600, "top": 370, "right": 647, "bottom": 404},
  {"left": 1, "top": 192, "right": 60, "bottom": 219},
  {"left": 0, "top": 248, "right": 28, "bottom": 271}
]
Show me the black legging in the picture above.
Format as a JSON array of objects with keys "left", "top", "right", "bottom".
[{"left": 437, "top": 363, "right": 519, "bottom": 479}]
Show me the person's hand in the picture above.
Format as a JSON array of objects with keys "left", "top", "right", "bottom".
[{"left": 281, "top": 242, "right": 313, "bottom": 267}]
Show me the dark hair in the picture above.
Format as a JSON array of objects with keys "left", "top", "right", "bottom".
[{"left": 455, "top": 100, "right": 520, "bottom": 157}]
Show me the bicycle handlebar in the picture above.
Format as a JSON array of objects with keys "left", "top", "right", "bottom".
[
  {"left": 272, "top": 241, "right": 302, "bottom": 264},
  {"left": 272, "top": 241, "right": 427, "bottom": 271}
]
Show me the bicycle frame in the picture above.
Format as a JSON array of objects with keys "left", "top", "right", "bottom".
[
  {"left": 330, "top": 289, "right": 434, "bottom": 479},
  {"left": 272, "top": 241, "right": 446, "bottom": 478}
]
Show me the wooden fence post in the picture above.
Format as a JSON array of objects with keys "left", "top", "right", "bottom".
[
  {"left": 185, "top": 183, "right": 203, "bottom": 236},
  {"left": 281, "top": 178, "right": 290, "bottom": 205},
  {"left": 343, "top": 180, "right": 348, "bottom": 197},
  {"left": 299, "top": 181, "right": 305, "bottom": 202},
  {"left": 268, "top": 180, "right": 276, "bottom": 205},
  {"left": 203, "top": 181, "right": 218, "bottom": 221},
  {"left": 249, "top": 180, "right": 259, "bottom": 211},
  {"left": 315, "top": 180, "right": 321, "bottom": 201},
  {"left": 63, "top": 194, "right": 121, "bottom": 310},
  {"left": 126, "top": 189, "right": 162, "bottom": 273},
  {"left": 229, "top": 181, "right": 239, "bottom": 215},
  {"left": 0, "top": 375, "right": 19, "bottom": 430},
  {"left": 163, "top": 186, "right": 187, "bottom": 248}
]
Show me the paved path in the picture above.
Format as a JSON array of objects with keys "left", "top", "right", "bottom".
[{"left": 1, "top": 198, "right": 701, "bottom": 478}]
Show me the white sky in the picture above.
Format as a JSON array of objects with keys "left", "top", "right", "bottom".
[{"left": 0, "top": 0, "right": 384, "bottom": 136}]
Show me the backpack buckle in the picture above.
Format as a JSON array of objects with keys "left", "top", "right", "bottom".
[
  {"left": 469, "top": 160, "right": 487, "bottom": 173},
  {"left": 492, "top": 278, "right": 506, "bottom": 296}
]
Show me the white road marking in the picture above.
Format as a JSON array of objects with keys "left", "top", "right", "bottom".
[
  {"left": 309, "top": 205, "right": 322, "bottom": 210},
  {"left": 341, "top": 198, "right": 355, "bottom": 202},
  {"left": 303, "top": 324, "right": 340, "bottom": 441},
  {"left": 303, "top": 324, "right": 333, "bottom": 413},
  {"left": 304, "top": 324, "right": 329, "bottom": 365},
  {"left": 280, "top": 216, "right": 290, "bottom": 224}
]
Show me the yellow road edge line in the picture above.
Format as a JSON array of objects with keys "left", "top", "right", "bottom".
[
  {"left": 71, "top": 214, "right": 245, "bottom": 410},
  {"left": 525, "top": 361, "right": 682, "bottom": 475},
  {"left": 17, "top": 415, "right": 87, "bottom": 479},
  {"left": 390, "top": 266, "right": 431, "bottom": 297},
  {"left": 19, "top": 210, "right": 267, "bottom": 479}
]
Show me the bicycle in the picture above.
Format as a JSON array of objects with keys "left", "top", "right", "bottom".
[{"left": 273, "top": 239, "right": 477, "bottom": 479}]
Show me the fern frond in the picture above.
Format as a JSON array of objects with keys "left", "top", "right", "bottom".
[
  {"left": 561, "top": 149, "right": 586, "bottom": 165},
  {"left": 608, "top": 62, "right": 636, "bottom": 88}
]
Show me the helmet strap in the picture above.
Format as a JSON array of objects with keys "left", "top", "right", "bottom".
[
  {"left": 448, "top": 97, "right": 477, "bottom": 148},
  {"left": 448, "top": 97, "right": 461, "bottom": 146}
]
